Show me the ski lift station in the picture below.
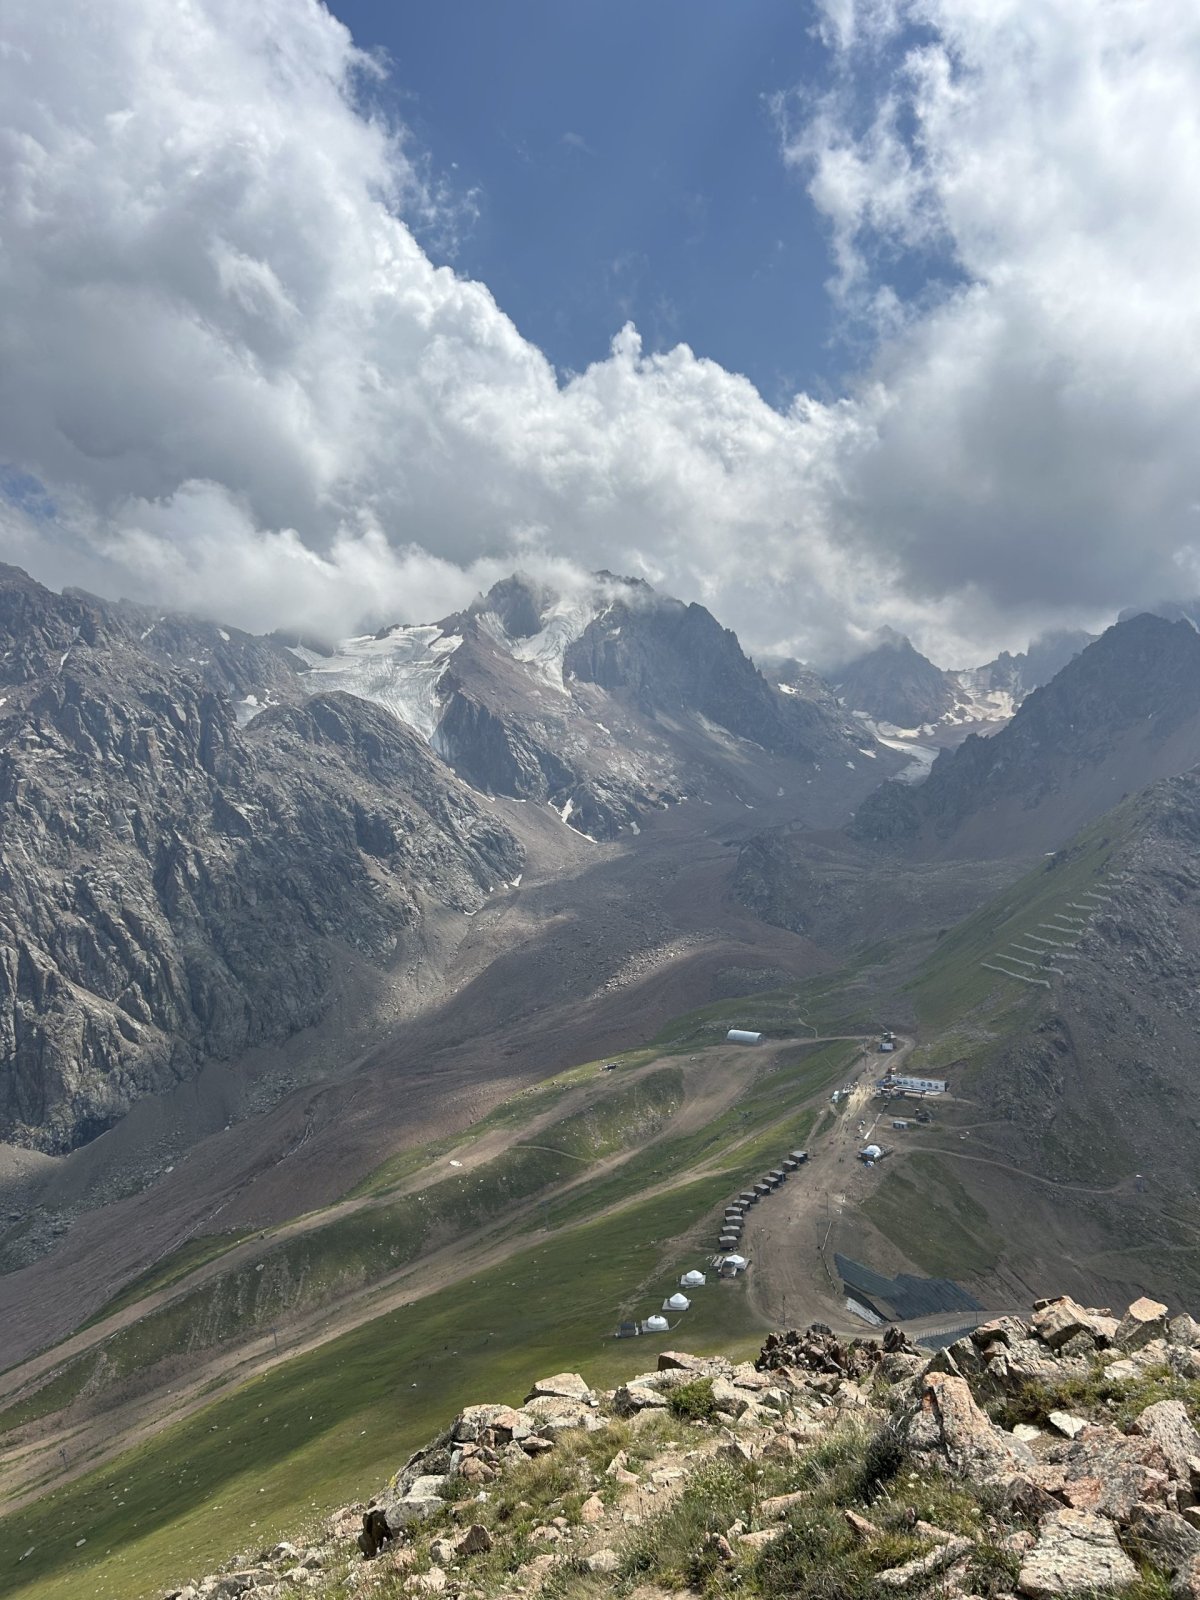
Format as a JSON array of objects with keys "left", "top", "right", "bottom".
[{"left": 726, "top": 1029, "right": 762, "bottom": 1045}]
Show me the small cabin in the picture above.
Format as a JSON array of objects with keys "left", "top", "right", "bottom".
[
  {"left": 790, "top": 1150, "right": 808, "bottom": 1164},
  {"left": 616, "top": 1320, "right": 640, "bottom": 1338},
  {"left": 892, "top": 1118, "right": 910, "bottom": 1130}
]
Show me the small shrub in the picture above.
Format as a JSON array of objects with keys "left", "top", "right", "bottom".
[
  {"left": 754, "top": 1508, "right": 923, "bottom": 1600},
  {"left": 669, "top": 1376, "right": 718, "bottom": 1423},
  {"left": 966, "top": 1541, "right": 1022, "bottom": 1598}
]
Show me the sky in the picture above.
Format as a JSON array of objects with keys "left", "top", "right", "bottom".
[{"left": 1, "top": 0, "right": 1199, "bottom": 667}]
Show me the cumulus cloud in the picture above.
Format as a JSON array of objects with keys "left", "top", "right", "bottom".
[
  {"left": 0, "top": 0, "right": 1197, "bottom": 666},
  {"left": 782, "top": 0, "right": 1200, "bottom": 630}
]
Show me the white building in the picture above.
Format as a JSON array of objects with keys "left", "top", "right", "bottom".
[
  {"left": 664, "top": 1292, "right": 691, "bottom": 1312},
  {"left": 642, "top": 1314, "right": 669, "bottom": 1333},
  {"left": 726, "top": 1029, "right": 762, "bottom": 1045},
  {"left": 681, "top": 1269, "right": 707, "bottom": 1288}
]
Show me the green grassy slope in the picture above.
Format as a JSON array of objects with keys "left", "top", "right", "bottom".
[{"left": 0, "top": 1035, "right": 862, "bottom": 1600}]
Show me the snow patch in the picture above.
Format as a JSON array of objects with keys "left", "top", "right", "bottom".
[{"left": 218, "top": 628, "right": 230, "bottom": 642}]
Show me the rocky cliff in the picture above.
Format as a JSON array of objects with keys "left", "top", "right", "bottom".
[
  {"left": 0, "top": 566, "right": 522, "bottom": 1152},
  {"left": 161, "top": 1292, "right": 1200, "bottom": 1600}
]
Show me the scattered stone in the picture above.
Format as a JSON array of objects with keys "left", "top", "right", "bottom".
[
  {"left": 580, "top": 1494, "right": 605, "bottom": 1523},
  {"left": 738, "top": 1528, "right": 784, "bottom": 1551},
  {"left": 405, "top": 1570, "right": 447, "bottom": 1595},
  {"left": 455, "top": 1522, "right": 492, "bottom": 1556},
  {"left": 1047, "top": 1411, "right": 1088, "bottom": 1440},
  {"left": 760, "top": 1491, "right": 807, "bottom": 1519},
  {"left": 584, "top": 1548, "right": 620, "bottom": 1574},
  {"left": 877, "top": 1535, "right": 974, "bottom": 1588},
  {"left": 845, "top": 1510, "right": 881, "bottom": 1540},
  {"left": 1013, "top": 1425, "right": 1043, "bottom": 1443},
  {"left": 1018, "top": 1508, "right": 1137, "bottom": 1597}
]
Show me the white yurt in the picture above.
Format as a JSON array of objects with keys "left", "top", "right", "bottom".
[
  {"left": 642, "top": 1314, "right": 669, "bottom": 1333},
  {"left": 663, "top": 1292, "right": 691, "bottom": 1312},
  {"left": 860, "top": 1144, "right": 883, "bottom": 1161},
  {"left": 723, "top": 1253, "right": 747, "bottom": 1270},
  {"left": 680, "top": 1269, "right": 706, "bottom": 1288}
]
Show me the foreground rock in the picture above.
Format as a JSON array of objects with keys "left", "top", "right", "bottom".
[{"left": 163, "top": 1294, "right": 1200, "bottom": 1600}]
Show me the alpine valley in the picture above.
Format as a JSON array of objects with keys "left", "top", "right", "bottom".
[{"left": 5, "top": 564, "right": 1200, "bottom": 1600}]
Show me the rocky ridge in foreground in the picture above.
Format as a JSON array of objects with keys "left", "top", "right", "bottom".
[{"left": 164, "top": 1292, "right": 1200, "bottom": 1600}]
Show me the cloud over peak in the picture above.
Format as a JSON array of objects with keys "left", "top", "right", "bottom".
[{"left": 1, "top": 0, "right": 1198, "bottom": 666}]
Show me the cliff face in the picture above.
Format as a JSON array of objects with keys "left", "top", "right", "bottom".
[{"left": 0, "top": 568, "right": 522, "bottom": 1152}]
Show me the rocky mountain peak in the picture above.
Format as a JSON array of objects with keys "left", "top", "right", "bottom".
[{"left": 851, "top": 612, "right": 1200, "bottom": 858}]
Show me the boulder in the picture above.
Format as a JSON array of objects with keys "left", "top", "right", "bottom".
[
  {"left": 971, "top": 1316, "right": 1030, "bottom": 1350},
  {"left": 906, "top": 1373, "right": 1035, "bottom": 1480},
  {"left": 451, "top": 1404, "right": 510, "bottom": 1443},
  {"left": 1169, "top": 1316, "right": 1200, "bottom": 1349},
  {"left": 1116, "top": 1297, "right": 1170, "bottom": 1350},
  {"left": 380, "top": 1475, "right": 449, "bottom": 1531},
  {"left": 524, "top": 1373, "right": 593, "bottom": 1404},
  {"left": 1031, "top": 1298, "right": 1102, "bottom": 1351},
  {"left": 1133, "top": 1400, "right": 1200, "bottom": 1484},
  {"left": 611, "top": 1383, "right": 670, "bottom": 1416},
  {"left": 1053, "top": 1426, "right": 1172, "bottom": 1520},
  {"left": 454, "top": 1524, "right": 493, "bottom": 1557},
  {"left": 1125, "top": 1503, "right": 1200, "bottom": 1570},
  {"left": 1018, "top": 1508, "right": 1137, "bottom": 1597}
]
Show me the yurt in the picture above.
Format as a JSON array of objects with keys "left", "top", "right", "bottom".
[
  {"left": 680, "top": 1269, "right": 706, "bottom": 1288},
  {"left": 663, "top": 1292, "right": 691, "bottom": 1312},
  {"left": 642, "top": 1314, "right": 669, "bottom": 1333},
  {"left": 723, "top": 1253, "right": 747, "bottom": 1270}
]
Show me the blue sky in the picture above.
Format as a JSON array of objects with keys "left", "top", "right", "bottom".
[{"left": 334, "top": 0, "right": 839, "bottom": 405}]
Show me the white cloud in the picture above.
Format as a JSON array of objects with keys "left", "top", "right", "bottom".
[
  {"left": 0, "top": 0, "right": 1197, "bottom": 668},
  {"left": 782, "top": 0, "right": 1200, "bottom": 628}
]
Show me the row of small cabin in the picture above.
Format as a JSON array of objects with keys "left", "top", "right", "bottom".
[{"left": 717, "top": 1149, "right": 808, "bottom": 1249}]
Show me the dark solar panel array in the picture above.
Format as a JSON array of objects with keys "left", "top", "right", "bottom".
[{"left": 834, "top": 1254, "right": 983, "bottom": 1319}]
